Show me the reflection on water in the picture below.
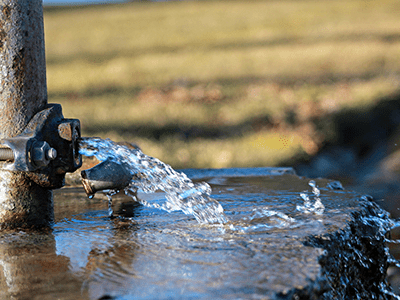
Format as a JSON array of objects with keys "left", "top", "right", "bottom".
[
  {"left": 0, "top": 229, "right": 88, "bottom": 299},
  {"left": 0, "top": 173, "right": 398, "bottom": 299}
]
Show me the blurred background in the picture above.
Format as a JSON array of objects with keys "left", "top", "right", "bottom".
[
  {"left": 43, "top": 0, "right": 400, "bottom": 290},
  {"left": 44, "top": 0, "right": 400, "bottom": 192}
]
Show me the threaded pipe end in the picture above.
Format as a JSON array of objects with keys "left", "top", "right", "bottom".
[{"left": 0, "top": 147, "right": 14, "bottom": 161}]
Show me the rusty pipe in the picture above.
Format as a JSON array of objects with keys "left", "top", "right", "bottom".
[
  {"left": 0, "top": 0, "right": 47, "bottom": 139},
  {"left": 0, "top": 0, "right": 52, "bottom": 229},
  {"left": 81, "top": 159, "right": 132, "bottom": 198}
]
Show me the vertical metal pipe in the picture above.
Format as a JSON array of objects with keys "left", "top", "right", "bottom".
[{"left": 0, "top": 0, "right": 52, "bottom": 228}]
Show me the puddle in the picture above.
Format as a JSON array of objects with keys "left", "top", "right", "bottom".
[{"left": 0, "top": 172, "right": 397, "bottom": 299}]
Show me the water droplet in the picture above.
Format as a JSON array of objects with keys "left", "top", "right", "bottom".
[{"left": 297, "top": 182, "right": 324, "bottom": 215}]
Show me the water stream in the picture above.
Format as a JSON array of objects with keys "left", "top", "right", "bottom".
[
  {"left": 78, "top": 138, "right": 334, "bottom": 229},
  {"left": 79, "top": 137, "right": 227, "bottom": 224},
  {"left": 0, "top": 137, "right": 398, "bottom": 299}
]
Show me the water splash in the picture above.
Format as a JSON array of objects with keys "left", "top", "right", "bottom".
[
  {"left": 359, "top": 210, "right": 400, "bottom": 298},
  {"left": 380, "top": 283, "right": 400, "bottom": 300},
  {"left": 296, "top": 180, "right": 325, "bottom": 215},
  {"left": 105, "top": 190, "right": 118, "bottom": 218},
  {"left": 79, "top": 137, "right": 227, "bottom": 224}
]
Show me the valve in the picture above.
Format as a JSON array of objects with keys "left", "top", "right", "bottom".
[{"left": 0, "top": 104, "right": 82, "bottom": 189}]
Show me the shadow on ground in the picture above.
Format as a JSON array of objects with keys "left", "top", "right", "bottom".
[
  {"left": 291, "top": 93, "right": 400, "bottom": 217},
  {"left": 83, "top": 115, "right": 273, "bottom": 141}
]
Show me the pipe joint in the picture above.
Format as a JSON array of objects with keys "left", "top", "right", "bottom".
[{"left": 0, "top": 103, "right": 82, "bottom": 189}]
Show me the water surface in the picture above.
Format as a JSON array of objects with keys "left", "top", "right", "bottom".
[{"left": 0, "top": 172, "right": 382, "bottom": 299}]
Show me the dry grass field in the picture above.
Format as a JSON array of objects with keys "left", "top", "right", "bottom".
[{"left": 43, "top": 0, "right": 400, "bottom": 169}]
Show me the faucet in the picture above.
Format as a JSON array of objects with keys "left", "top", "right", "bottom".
[{"left": 81, "top": 159, "right": 133, "bottom": 197}]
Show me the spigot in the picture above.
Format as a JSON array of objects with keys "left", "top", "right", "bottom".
[
  {"left": 0, "top": 104, "right": 82, "bottom": 189},
  {"left": 81, "top": 159, "right": 132, "bottom": 198}
]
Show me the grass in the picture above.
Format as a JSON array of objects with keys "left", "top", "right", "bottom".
[{"left": 43, "top": 0, "right": 400, "bottom": 169}]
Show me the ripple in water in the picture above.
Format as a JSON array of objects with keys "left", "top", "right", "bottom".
[{"left": 79, "top": 137, "right": 227, "bottom": 224}]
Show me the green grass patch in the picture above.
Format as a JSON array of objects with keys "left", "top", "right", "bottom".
[{"left": 44, "top": 0, "right": 400, "bottom": 168}]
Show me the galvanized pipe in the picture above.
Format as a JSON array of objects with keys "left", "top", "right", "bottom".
[{"left": 0, "top": 0, "right": 52, "bottom": 228}]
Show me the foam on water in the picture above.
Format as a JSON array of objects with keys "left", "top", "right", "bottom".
[{"left": 79, "top": 137, "right": 227, "bottom": 224}]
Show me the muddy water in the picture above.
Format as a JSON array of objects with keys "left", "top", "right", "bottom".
[{"left": 0, "top": 171, "right": 396, "bottom": 299}]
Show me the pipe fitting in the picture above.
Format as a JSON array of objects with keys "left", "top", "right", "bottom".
[
  {"left": 0, "top": 104, "right": 82, "bottom": 189},
  {"left": 81, "top": 159, "right": 132, "bottom": 198}
]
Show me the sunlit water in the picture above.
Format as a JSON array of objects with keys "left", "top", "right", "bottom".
[
  {"left": 78, "top": 138, "right": 333, "bottom": 230},
  {"left": 0, "top": 137, "right": 398, "bottom": 299},
  {"left": 76, "top": 137, "right": 400, "bottom": 299},
  {"left": 0, "top": 173, "right": 397, "bottom": 299},
  {"left": 79, "top": 137, "right": 227, "bottom": 224}
]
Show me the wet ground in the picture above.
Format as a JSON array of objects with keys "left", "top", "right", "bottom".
[{"left": 0, "top": 169, "right": 397, "bottom": 299}]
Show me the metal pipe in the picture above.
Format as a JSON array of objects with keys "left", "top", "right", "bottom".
[{"left": 0, "top": 0, "right": 52, "bottom": 228}]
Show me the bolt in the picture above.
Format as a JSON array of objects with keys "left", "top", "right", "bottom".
[
  {"left": 46, "top": 147, "right": 57, "bottom": 160},
  {"left": 31, "top": 141, "right": 57, "bottom": 168}
]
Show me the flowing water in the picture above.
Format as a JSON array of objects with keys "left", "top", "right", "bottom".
[
  {"left": 0, "top": 137, "right": 398, "bottom": 299},
  {"left": 79, "top": 137, "right": 227, "bottom": 225}
]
